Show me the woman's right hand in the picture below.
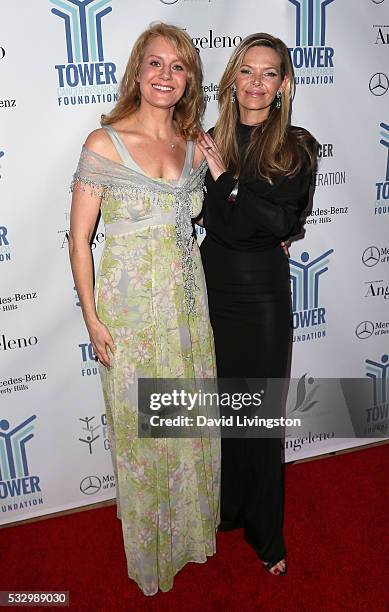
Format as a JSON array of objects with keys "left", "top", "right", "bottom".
[
  {"left": 87, "top": 319, "right": 115, "bottom": 368},
  {"left": 197, "top": 131, "right": 227, "bottom": 182}
]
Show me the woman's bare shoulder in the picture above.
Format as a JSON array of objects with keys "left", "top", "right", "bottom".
[{"left": 84, "top": 128, "right": 111, "bottom": 155}]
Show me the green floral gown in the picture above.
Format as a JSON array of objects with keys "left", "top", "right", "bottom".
[{"left": 72, "top": 126, "right": 220, "bottom": 596}]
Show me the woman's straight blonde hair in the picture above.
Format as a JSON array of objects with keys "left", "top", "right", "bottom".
[
  {"left": 213, "top": 33, "right": 317, "bottom": 181},
  {"left": 101, "top": 23, "right": 204, "bottom": 140}
]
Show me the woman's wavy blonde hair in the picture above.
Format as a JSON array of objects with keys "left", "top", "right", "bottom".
[
  {"left": 213, "top": 33, "right": 317, "bottom": 181},
  {"left": 101, "top": 23, "right": 204, "bottom": 140}
]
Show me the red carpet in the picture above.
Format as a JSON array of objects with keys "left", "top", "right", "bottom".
[{"left": 1, "top": 444, "right": 387, "bottom": 611}]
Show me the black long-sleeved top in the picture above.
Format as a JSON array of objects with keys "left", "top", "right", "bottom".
[{"left": 203, "top": 123, "right": 313, "bottom": 251}]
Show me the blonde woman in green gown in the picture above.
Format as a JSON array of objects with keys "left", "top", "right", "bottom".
[{"left": 69, "top": 23, "right": 220, "bottom": 596}]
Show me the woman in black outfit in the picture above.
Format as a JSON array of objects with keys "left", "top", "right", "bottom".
[{"left": 197, "top": 33, "right": 317, "bottom": 576}]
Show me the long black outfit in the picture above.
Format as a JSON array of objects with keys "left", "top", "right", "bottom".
[{"left": 200, "top": 122, "right": 313, "bottom": 563}]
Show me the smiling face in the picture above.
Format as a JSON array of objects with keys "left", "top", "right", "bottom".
[
  {"left": 137, "top": 36, "right": 188, "bottom": 110},
  {"left": 234, "top": 45, "right": 288, "bottom": 122}
]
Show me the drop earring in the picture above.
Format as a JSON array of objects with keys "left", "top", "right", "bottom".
[
  {"left": 231, "top": 85, "right": 236, "bottom": 104},
  {"left": 276, "top": 91, "right": 282, "bottom": 109}
]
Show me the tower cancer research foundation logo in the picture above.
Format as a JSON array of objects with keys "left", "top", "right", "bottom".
[
  {"left": 79, "top": 341, "right": 98, "bottom": 376},
  {"left": 0, "top": 225, "right": 11, "bottom": 263},
  {"left": 51, "top": 0, "right": 118, "bottom": 108},
  {"left": 289, "top": 249, "right": 333, "bottom": 342},
  {"left": 0, "top": 416, "right": 43, "bottom": 513},
  {"left": 288, "top": 0, "right": 335, "bottom": 86},
  {"left": 375, "top": 122, "right": 389, "bottom": 215},
  {"left": 365, "top": 354, "right": 389, "bottom": 435}
]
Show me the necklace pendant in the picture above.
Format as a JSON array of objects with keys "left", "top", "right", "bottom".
[{"left": 171, "top": 143, "right": 175, "bottom": 149}]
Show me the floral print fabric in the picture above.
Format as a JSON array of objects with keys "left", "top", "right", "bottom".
[{"left": 73, "top": 147, "right": 220, "bottom": 596}]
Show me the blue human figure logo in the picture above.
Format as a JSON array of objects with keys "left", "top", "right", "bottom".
[
  {"left": 379, "top": 122, "right": 389, "bottom": 182},
  {"left": 366, "top": 354, "right": 389, "bottom": 406},
  {"left": 289, "top": 249, "right": 334, "bottom": 312},
  {"left": 0, "top": 415, "right": 36, "bottom": 481},
  {"left": 51, "top": 0, "right": 112, "bottom": 63},
  {"left": 288, "top": 0, "right": 336, "bottom": 47}
]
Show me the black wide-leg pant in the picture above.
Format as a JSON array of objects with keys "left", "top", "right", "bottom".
[{"left": 201, "top": 237, "right": 292, "bottom": 563}]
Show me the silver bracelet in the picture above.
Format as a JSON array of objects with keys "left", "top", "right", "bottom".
[{"left": 228, "top": 181, "right": 239, "bottom": 203}]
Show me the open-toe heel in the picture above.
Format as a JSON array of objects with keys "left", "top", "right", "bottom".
[{"left": 262, "top": 559, "right": 287, "bottom": 576}]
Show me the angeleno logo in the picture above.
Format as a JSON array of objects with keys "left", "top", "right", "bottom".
[
  {"left": 51, "top": 0, "right": 118, "bottom": 107},
  {"left": 289, "top": 249, "right": 333, "bottom": 342},
  {"left": 375, "top": 122, "right": 389, "bottom": 215},
  {"left": 0, "top": 334, "right": 38, "bottom": 351},
  {"left": 189, "top": 30, "right": 243, "bottom": 53},
  {"left": 373, "top": 24, "right": 389, "bottom": 44},
  {"left": 0, "top": 416, "right": 43, "bottom": 510},
  {"left": 288, "top": 0, "right": 335, "bottom": 85}
]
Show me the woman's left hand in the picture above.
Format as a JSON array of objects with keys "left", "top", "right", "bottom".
[{"left": 197, "top": 131, "right": 227, "bottom": 182}]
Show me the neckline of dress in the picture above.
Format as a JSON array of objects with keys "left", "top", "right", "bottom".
[
  {"left": 238, "top": 121, "right": 264, "bottom": 133},
  {"left": 82, "top": 145, "right": 206, "bottom": 188},
  {"left": 108, "top": 126, "right": 191, "bottom": 183}
]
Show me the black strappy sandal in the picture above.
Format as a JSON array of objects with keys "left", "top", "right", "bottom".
[{"left": 262, "top": 559, "right": 287, "bottom": 576}]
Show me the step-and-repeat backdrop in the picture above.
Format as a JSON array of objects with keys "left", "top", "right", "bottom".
[{"left": 1, "top": 0, "right": 388, "bottom": 524}]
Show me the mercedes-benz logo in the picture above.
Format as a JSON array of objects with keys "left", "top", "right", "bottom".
[
  {"left": 0, "top": 47, "right": 5, "bottom": 60},
  {"left": 80, "top": 475, "right": 101, "bottom": 495},
  {"left": 362, "top": 246, "right": 380, "bottom": 267},
  {"left": 160, "top": 0, "right": 179, "bottom": 4},
  {"left": 355, "top": 321, "right": 374, "bottom": 339},
  {"left": 371, "top": 0, "right": 385, "bottom": 4},
  {"left": 369, "top": 72, "right": 389, "bottom": 96}
]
